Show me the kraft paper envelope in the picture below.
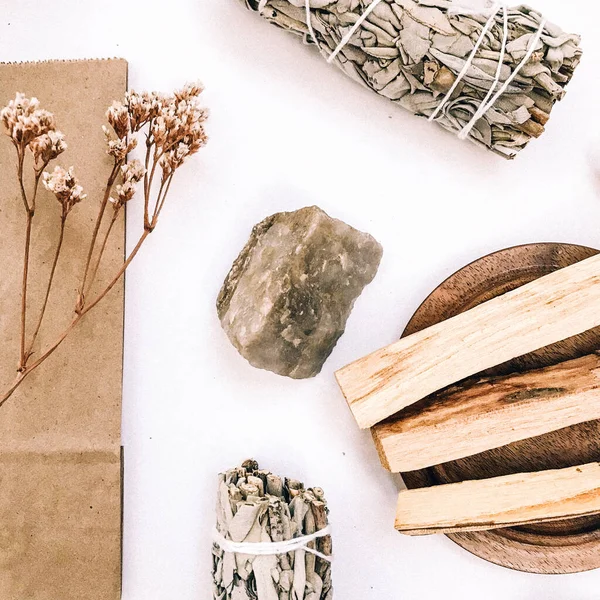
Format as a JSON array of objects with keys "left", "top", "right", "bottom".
[{"left": 0, "top": 59, "right": 127, "bottom": 600}]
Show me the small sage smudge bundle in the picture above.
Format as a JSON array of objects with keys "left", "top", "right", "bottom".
[
  {"left": 212, "top": 460, "right": 333, "bottom": 600},
  {"left": 237, "top": 0, "right": 582, "bottom": 159}
]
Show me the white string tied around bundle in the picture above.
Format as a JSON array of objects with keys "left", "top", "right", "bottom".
[
  {"left": 429, "top": 1, "right": 547, "bottom": 139},
  {"left": 294, "top": 0, "right": 547, "bottom": 141},
  {"left": 212, "top": 525, "right": 333, "bottom": 562}
]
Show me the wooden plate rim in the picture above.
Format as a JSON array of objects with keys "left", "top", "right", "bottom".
[{"left": 401, "top": 242, "right": 600, "bottom": 574}]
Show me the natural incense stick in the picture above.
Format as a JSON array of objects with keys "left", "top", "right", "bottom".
[
  {"left": 395, "top": 463, "right": 600, "bottom": 536},
  {"left": 336, "top": 253, "right": 600, "bottom": 429},
  {"left": 373, "top": 353, "right": 600, "bottom": 473}
]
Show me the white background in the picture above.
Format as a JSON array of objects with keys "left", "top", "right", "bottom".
[{"left": 2, "top": 1, "right": 600, "bottom": 598}]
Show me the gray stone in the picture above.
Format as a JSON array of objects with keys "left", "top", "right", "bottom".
[{"left": 217, "top": 206, "right": 383, "bottom": 379}]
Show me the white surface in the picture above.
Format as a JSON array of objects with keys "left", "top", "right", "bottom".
[{"left": 2, "top": 1, "right": 600, "bottom": 598}]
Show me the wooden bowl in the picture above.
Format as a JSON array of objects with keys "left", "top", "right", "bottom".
[{"left": 400, "top": 243, "right": 600, "bottom": 574}]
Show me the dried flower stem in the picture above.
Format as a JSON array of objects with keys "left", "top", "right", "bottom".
[
  {"left": 151, "top": 173, "right": 174, "bottom": 228},
  {"left": 17, "top": 151, "right": 30, "bottom": 370},
  {"left": 19, "top": 212, "right": 33, "bottom": 370},
  {"left": 1, "top": 83, "right": 208, "bottom": 406},
  {"left": 83, "top": 229, "right": 149, "bottom": 315},
  {"left": 17, "top": 154, "right": 45, "bottom": 370},
  {"left": 87, "top": 210, "right": 120, "bottom": 293},
  {"left": 1, "top": 218, "right": 145, "bottom": 408},
  {"left": 144, "top": 149, "right": 166, "bottom": 229},
  {"left": 143, "top": 133, "right": 154, "bottom": 229},
  {"left": 25, "top": 216, "right": 66, "bottom": 358},
  {"left": 78, "top": 162, "right": 121, "bottom": 306},
  {"left": 16, "top": 151, "right": 30, "bottom": 211},
  {"left": 0, "top": 228, "right": 149, "bottom": 408}
]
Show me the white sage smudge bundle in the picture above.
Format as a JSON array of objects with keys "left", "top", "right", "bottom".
[
  {"left": 237, "top": 0, "right": 582, "bottom": 158},
  {"left": 212, "top": 460, "right": 333, "bottom": 599}
]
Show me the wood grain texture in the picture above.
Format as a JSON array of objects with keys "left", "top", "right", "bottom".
[
  {"left": 373, "top": 353, "right": 600, "bottom": 473},
  {"left": 396, "top": 463, "right": 600, "bottom": 536},
  {"left": 401, "top": 243, "right": 600, "bottom": 574},
  {"left": 336, "top": 251, "right": 600, "bottom": 429}
]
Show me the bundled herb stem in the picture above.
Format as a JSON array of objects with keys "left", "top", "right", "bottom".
[
  {"left": 238, "top": 0, "right": 582, "bottom": 158},
  {"left": 213, "top": 460, "right": 333, "bottom": 600},
  {"left": 0, "top": 84, "right": 208, "bottom": 406}
]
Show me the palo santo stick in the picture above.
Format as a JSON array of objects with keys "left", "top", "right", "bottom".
[
  {"left": 395, "top": 463, "right": 600, "bottom": 536},
  {"left": 373, "top": 353, "right": 600, "bottom": 473},
  {"left": 336, "top": 253, "right": 600, "bottom": 429}
]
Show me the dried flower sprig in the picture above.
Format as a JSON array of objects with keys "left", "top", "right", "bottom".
[
  {"left": 0, "top": 83, "right": 208, "bottom": 406},
  {"left": 110, "top": 160, "right": 145, "bottom": 210},
  {"left": 30, "top": 130, "right": 67, "bottom": 170},
  {"left": 43, "top": 166, "right": 87, "bottom": 217},
  {"left": 0, "top": 93, "right": 55, "bottom": 149},
  {"left": 1, "top": 93, "right": 68, "bottom": 371}
]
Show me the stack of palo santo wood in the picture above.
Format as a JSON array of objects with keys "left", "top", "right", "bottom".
[{"left": 335, "top": 253, "right": 600, "bottom": 536}]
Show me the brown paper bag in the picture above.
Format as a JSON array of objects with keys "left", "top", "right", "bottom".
[{"left": 0, "top": 59, "right": 127, "bottom": 600}]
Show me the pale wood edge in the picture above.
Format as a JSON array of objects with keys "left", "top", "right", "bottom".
[
  {"left": 399, "top": 243, "right": 600, "bottom": 574},
  {"left": 374, "top": 353, "right": 600, "bottom": 473},
  {"left": 337, "top": 252, "right": 600, "bottom": 429},
  {"left": 395, "top": 464, "right": 600, "bottom": 536}
]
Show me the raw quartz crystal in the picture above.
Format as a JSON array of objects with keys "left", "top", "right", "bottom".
[
  {"left": 236, "top": 0, "right": 582, "bottom": 159},
  {"left": 217, "top": 206, "right": 383, "bottom": 379},
  {"left": 212, "top": 460, "right": 332, "bottom": 600}
]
